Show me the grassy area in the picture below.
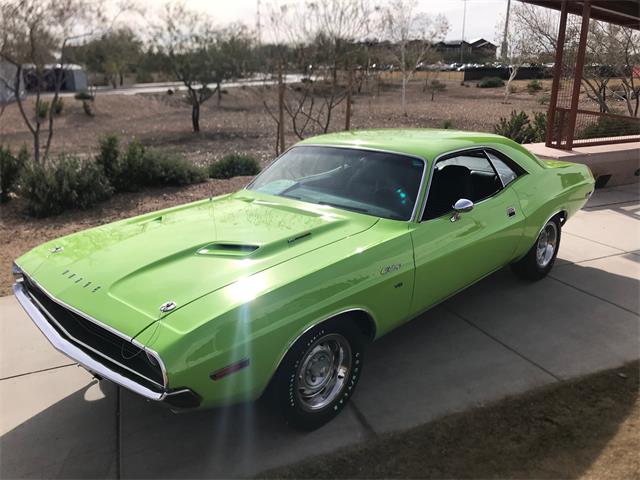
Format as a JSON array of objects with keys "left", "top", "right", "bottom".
[{"left": 260, "top": 362, "right": 639, "bottom": 479}]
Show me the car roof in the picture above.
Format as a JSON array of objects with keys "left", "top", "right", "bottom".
[{"left": 297, "top": 129, "right": 542, "bottom": 170}]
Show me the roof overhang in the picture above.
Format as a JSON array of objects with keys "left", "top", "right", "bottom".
[{"left": 518, "top": 0, "right": 640, "bottom": 29}]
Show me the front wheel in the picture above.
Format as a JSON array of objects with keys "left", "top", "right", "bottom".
[
  {"left": 511, "top": 218, "right": 561, "bottom": 280},
  {"left": 270, "top": 319, "right": 365, "bottom": 430}
]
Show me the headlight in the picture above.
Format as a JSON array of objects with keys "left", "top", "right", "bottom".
[{"left": 12, "top": 263, "right": 24, "bottom": 284}]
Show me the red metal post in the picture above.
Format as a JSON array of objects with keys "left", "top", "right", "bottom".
[
  {"left": 546, "top": 0, "right": 569, "bottom": 148},
  {"left": 565, "top": 0, "right": 592, "bottom": 150}
]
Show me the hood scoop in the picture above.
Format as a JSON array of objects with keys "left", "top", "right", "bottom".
[{"left": 196, "top": 242, "right": 259, "bottom": 257}]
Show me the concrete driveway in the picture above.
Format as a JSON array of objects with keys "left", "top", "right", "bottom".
[{"left": 1, "top": 184, "right": 638, "bottom": 479}]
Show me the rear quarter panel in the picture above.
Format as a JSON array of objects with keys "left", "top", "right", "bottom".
[{"left": 510, "top": 159, "right": 595, "bottom": 259}]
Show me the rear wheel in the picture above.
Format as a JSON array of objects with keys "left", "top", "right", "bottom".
[
  {"left": 511, "top": 217, "right": 561, "bottom": 280},
  {"left": 270, "top": 319, "right": 365, "bottom": 430}
]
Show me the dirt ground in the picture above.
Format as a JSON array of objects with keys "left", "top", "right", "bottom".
[
  {"left": 0, "top": 77, "right": 548, "bottom": 164},
  {"left": 260, "top": 362, "right": 640, "bottom": 479},
  {"left": 0, "top": 78, "right": 547, "bottom": 295}
]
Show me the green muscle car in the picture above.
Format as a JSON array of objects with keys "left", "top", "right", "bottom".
[{"left": 13, "top": 129, "right": 594, "bottom": 429}]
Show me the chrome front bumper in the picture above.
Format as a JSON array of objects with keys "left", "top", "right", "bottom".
[{"left": 13, "top": 281, "right": 167, "bottom": 401}]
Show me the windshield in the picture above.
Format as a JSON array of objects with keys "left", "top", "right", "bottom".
[{"left": 248, "top": 146, "right": 425, "bottom": 221}]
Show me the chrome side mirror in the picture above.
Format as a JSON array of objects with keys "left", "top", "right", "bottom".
[
  {"left": 451, "top": 198, "right": 474, "bottom": 222},
  {"left": 453, "top": 198, "right": 474, "bottom": 213}
]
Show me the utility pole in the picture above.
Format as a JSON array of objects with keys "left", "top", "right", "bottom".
[
  {"left": 256, "top": 0, "right": 262, "bottom": 45},
  {"left": 460, "top": 0, "right": 467, "bottom": 63},
  {"left": 501, "top": 0, "right": 512, "bottom": 63}
]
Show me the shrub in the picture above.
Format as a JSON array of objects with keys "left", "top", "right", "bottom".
[
  {"left": 0, "top": 145, "right": 28, "bottom": 203},
  {"left": 442, "top": 120, "right": 454, "bottom": 129},
  {"left": 135, "top": 71, "right": 154, "bottom": 83},
  {"left": 494, "top": 110, "right": 547, "bottom": 144},
  {"left": 36, "top": 101, "right": 50, "bottom": 119},
  {"left": 74, "top": 91, "right": 94, "bottom": 101},
  {"left": 96, "top": 135, "right": 206, "bottom": 191},
  {"left": 21, "top": 155, "right": 113, "bottom": 217},
  {"left": 82, "top": 100, "right": 95, "bottom": 117},
  {"left": 527, "top": 79, "right": 543, "bottom": 94},
  {"left": 477, "top": 77, "right": 505, "bottom": 88},
  {"left": 144, "top": 152, "right": 207, "bottom": 187},
  {"left": 579, "top": 116, "right": 640, "bottom": 140},
  {"left": 209, "top": 153, "right": 261, "bottom": 179},
  {"left": 52, "top": 98, "right": 64, "bottom": 115},
  {"left": 96, "top": 135, "right": 121, "bottom": 183}
]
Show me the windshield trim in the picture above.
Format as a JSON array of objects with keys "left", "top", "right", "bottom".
[{"left": 247, "top": 144, "right": 429, "bottom": 222}]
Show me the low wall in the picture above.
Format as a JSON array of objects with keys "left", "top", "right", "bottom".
[{"left": 524, "top": 142, "right": 640, "bottom": 188}]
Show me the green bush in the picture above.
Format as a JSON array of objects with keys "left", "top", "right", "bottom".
[
  {"left": 52, "top": 98, "right": 64, "bottom": 115},
  {"left": 96, "top": 135, "right": 206, "bottom": 191},
  {"left": 96, "top": 135, "right": 121, "bottom": 184},
  {"left": 135, "top": 71, "right": 154, "bottom": 83},
  {"left": 579, "top": 116, "right": 640, "bottom": 140},
  {"left": 494, "top": 110, "right": 547, "bottom": 144},
  {"left": 74, "top": 91, "right": 94, "bottom": 101},
  {"left": 477, "top": 77, "right": 505, "bottom": 88},
  {"left": 527, "top": 79, "right": 543, "bottom": 94},
  {"left": 209, "top": 154, "right": 261, "bottom": 179},
  {"left": 144, "top": 152, "right": 208, "bottom": 187},
  {"left": 36, "top": 101, "right": 50, "bottom": 119},
  {"left": 0, "top": 145, "right": 28, "bottom": 203},
  {"left": 21, "top": 155, "right": 113, "bottom": 217}
]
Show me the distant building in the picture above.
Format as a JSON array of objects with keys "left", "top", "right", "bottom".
[
  {"left": 22, "top": 64, "right": 88, "bottom": 93},
  {"left": 436, "top": 38, "right": 497, "bottom": 63},
  {"left": 0, "top": 61, "right": 25, "bottom": 104}
]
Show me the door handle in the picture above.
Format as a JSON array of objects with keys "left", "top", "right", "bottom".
[{"left": 507, "top": 207, "right": 516, "bottom": 217}]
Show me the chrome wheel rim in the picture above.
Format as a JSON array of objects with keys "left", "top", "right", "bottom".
[
  {"left": 295, "top": 333, "right": 351, "bottom": 412},
  {"left": 536, "top": 222, "right": 558, "bottom": 268}
]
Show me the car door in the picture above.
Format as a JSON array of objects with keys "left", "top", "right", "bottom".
[{"left": 409, "top": 148, "right": 525, "bottom": 317}]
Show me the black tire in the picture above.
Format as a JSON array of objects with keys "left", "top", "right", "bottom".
[
  {"left": 270, "top": 318, "right": 366, "bottom": 430},
  {"left": 511, "top": 217, "right": 561, "bottom": 281}
]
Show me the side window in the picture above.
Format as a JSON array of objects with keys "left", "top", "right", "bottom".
[
  {"left": 422, "top": 150, "right": 502, "bottom": 221},
  {"left": 485, "top": 150, "right": 522, "bottom": 187}
]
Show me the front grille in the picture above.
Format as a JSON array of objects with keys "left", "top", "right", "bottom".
[{"left": 23, "top": 276, "right": 164, "bottom": 389}]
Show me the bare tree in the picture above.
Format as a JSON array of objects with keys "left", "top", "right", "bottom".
[
  {"left": 585, "top": 22, "right": 639, "bottom": 116},
  {"left": 506, "top": 2, "right": 639, "bottom": 116},
  {"left": 258, "top": 0, "right": 373, "bottom": 149},
  {"left": 381, "top": 0, "right": 449, "bottom": 116},
  {"left": 151, "top": 4, "right": 219, "bottom": 133},
  {"left": 0, "top": 0, "right": 103, "bottom": 164}
]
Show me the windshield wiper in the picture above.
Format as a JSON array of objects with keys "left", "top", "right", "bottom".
[{"left": 318, "top": 201, "right": 370, "bottom": 214}]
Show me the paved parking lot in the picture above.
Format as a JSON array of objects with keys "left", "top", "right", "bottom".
[{"left": 1, "top": 184, "right": 638, "bottom": 479}]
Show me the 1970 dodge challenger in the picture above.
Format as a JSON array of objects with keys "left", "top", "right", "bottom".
[{"left": 13, "top": 129, "right": 594, "bottom": 429}]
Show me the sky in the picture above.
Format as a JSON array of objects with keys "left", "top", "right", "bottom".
[{"left": 139, "top": 0, "right": 509, "bottom": 44}]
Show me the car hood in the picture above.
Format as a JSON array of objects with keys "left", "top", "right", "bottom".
[{"left": 18, "top": 190, "right": 378, "bottom": 338}]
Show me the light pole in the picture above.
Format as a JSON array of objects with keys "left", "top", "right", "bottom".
[
  {"left": 460, "top": 0, "right": 468, "bottom": 64},
  {"left": 501, "top": 0, "right": 512, "bottom": 63}
]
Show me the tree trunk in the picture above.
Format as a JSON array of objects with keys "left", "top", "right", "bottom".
[
  {"left": 401, "top": 44, "right": 407, "bottom": 116},
  {"left": 217, "top": 81, "right": 222, "bottom": 106},
  {"left": 345, "top": 65, "right": 353, "bottom": 131},
  {"left": 401, "top": 76, "right": 407, "bottom": 116},
  {"left": 192, "top": 102, "right": 200, "bottom": 132},
  {"left": 119, "top": 71, "right": 124, "bottom": 86},
  {"left": 277, "top": 64, "right": 285, "bottom": 154}
]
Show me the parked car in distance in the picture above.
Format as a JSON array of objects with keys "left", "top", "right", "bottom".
[{"left": 13, "top": 129, "right": 594, "bottom": 429}]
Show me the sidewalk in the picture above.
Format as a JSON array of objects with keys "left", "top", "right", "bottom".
[{"left": 1, "top": 184, "right": 638, "bottom": 479}]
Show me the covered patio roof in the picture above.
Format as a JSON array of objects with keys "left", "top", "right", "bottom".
[{"left": 520, "top": 0, "right": 640, "bottom": 29}]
